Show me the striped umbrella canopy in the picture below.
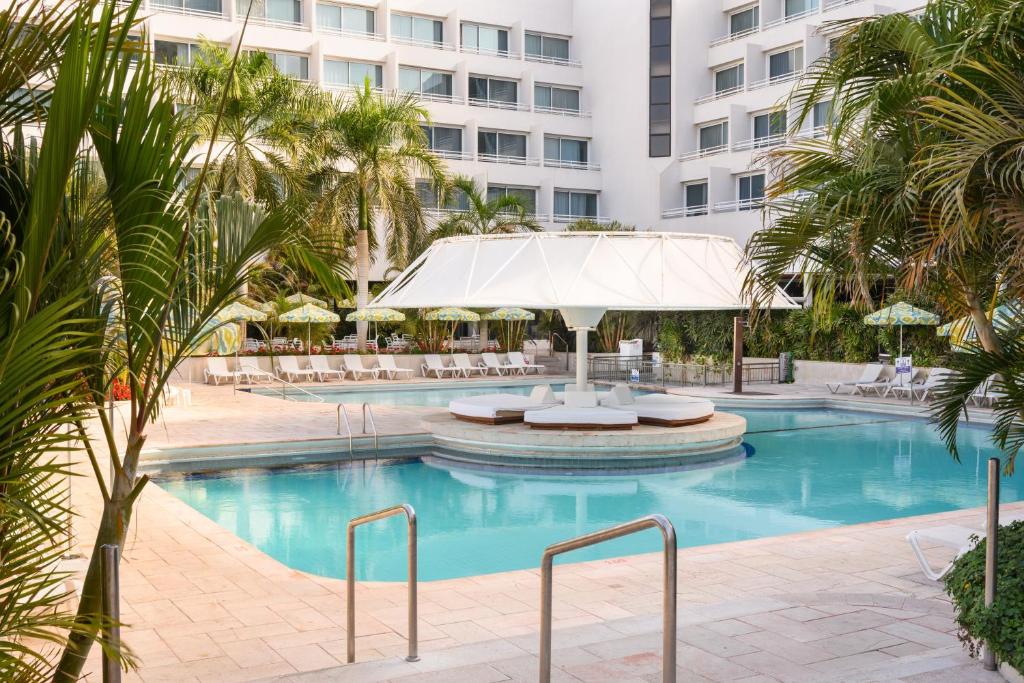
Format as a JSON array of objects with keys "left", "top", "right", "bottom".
[
  {"left": 284, "top": 293, "right": 328, "bottom": 308},
  {"left": 215, "top": 301, "right": 267, "bottom": 322},
  {"left": 938, "top": 305, "right": 1018, "bottom": 352},
  {"left": 864, "top": 301, "right": 939, "bottom": 358},
  {"left": 277, "top": 303, "right": 340, "bottom": 323},
  {"left": 424, "top": 307, "right": 480, "bottom": 322},
  {"left": 481, "top": 307, "right": 535, "bottom": 321},
  {"left": 345, "top": 308, "right": 406, "bottom": 322}
]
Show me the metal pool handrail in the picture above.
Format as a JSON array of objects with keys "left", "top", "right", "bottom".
[
  {"left": 361, "top": 402, "right": 379, "bottom": 453},
  {"left": 336, "top": 404, "right": 353, "bottom": 454},
  {"left": 539, "top": 514, "right": 677, "bottom": 683},
  {"left": 346, "top": 504, "right": 418, "bottom": 663},
  {"left": 265, "top": 374, "right": 325, "bottom": 403}
]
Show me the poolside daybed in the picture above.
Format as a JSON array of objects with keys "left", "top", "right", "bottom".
[
  {"left": 449, "top": 385, "right": 559, "bottom": 424},
  {"left": 601, "top": 385, "right": 715, "bottom": 426},
  {"left": 524, "top": 391, "right": 638, "bottom": 430}
]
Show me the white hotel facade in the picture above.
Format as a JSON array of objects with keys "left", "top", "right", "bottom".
[{"left": 137, "top": 0, "right": 919, "bottom": 273}]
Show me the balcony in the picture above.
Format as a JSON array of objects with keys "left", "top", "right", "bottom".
[
  {"left": 427, "top": 149, "right": 473, "bottom": 161},
  {"left": 552, "top": 214, "right": 611, "bottom": 224},
  {"left": 148, "top": 0, "right": 224, "bottom": 18},
  {"left": 467, "top": 98, "right": 530, "bottom": 112},
  {"left": 763, "top": 7, "right": 818, "bottom": 29},
  {"left": 477, "top": 153, "right": 539, "bottom": 166},
  {"left": 661, "top": 205, "right": 708, "bottom": 219},
  {"left": 245, "top": 15, "right": 306, "bottom": 30},
  {"left": 391, "top": 35, "right": 455, "bottom": 51},
  {"left": 713, "top": 198, "right": 763, "bottom": 212},
  {"left": 534, "top": 105, "right": 590, "bottom": 119},
  {"left": 747, "top": 69, "right": 804, "bottom": 91},
  {"left": 731, "top": 133, "right": 787, "bottom": 152},
  {"left": 459, "top": 45, "right": 520, "bottom": 60},
  {"left": 709, "top": 27, "right": 757, "bottom": 47},
  {"left": 524, "top": 53, "right": 582, "bottom": 67},
  {"left": 542, "top": 159, "right": 601, "bottom": 172},
  {"left": 317, "top": 26, "right": 384, "bottom": 41},
  {"left": 694, "top": 84, "right": 744, "bottom": 105}
]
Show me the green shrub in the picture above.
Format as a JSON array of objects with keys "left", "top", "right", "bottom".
[{"left": 945, "top": 520, "right": 1024, "bottom": 670}]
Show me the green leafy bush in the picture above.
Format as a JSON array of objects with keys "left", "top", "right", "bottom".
[{"left": 945, "top": 521, "right": 1024, "bottom": 670}]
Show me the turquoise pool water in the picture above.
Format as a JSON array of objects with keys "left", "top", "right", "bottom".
[
  {"left": 157, "top": 409, "right": 1021, "bottom": 581},
  {"left": 253, "top": 381, "right": 579, "bottom": 407}
]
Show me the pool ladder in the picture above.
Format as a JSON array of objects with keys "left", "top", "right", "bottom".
[{"left": 335, "top": 403, "right": 379, "bottom": 459}]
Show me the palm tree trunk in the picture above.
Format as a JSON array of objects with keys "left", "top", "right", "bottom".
[
  {"left": 965, "top": 289, "right": 1001, "bottom": 353},
  {"left": 356, "top": 188, "right": 370, "bottom": 352}
]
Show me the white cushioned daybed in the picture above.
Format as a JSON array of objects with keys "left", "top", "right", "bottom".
[
  {"left": 601, "top": 385, "right": 714, "bottom": 426},
  {"left": 449, "top": 385, "right": 558, "bottom": 424},
  {"left": 524, "top": 391, "right": 638, "bottom": 430}
]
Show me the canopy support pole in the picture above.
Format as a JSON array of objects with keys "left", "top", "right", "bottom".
[{"left": 575, "top": 328, "right": 589, "bottom": 391}]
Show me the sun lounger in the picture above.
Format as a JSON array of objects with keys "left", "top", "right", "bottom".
[
  {"left": 309, "top": 356, "right": 344, "bottom": 382},
  {"left": 421, "top": 354, "right": 459, "bottom": 378},
  {"left": 275, "top": 355, "right": 316, "bottom": 382},
  {"left": 524, "top": 390, "right": 638, "bottom": 430},
  {"left": 238, "top": 362, "right": 275, "bottom": 383},
  {"left": 888, "top": 369, "right": 952, "bottom": 401},
  {"left": 507, "top": 351, "right": 545, "bottom": 375},
  {"left": 600, "top": 384, "right": 715, "bottom": 426},
  {"left": 343, "top": 354, "right": 378, "bottom": 380},
  {"left": 204, "top": 357, "right": 248, "bottom": 385},
  {"left": 907, "top": 509, "right": 1024, "bottom": 580},
  {"left": 377, "top": 355, "right": 414, "bottom": 380},
  {"left": 449, "top": 385, "right": 559, "bottom": 424},
  {"left": 827, "top": 364, "right": 884, "bottom": 394},
  {"left": 453, "top": 353, "right": 487, "bottom": 377},
  {"left": 479, "top": 352, "right": 518, "bottom": 376},
  {"left": 855, "top": 373, "right": 898, "bottom": 396}
]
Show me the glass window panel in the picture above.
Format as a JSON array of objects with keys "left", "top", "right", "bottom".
[
  {"left": 650, "top": 17, "right": 671, "bottom": 47},
  {"left": 398, "top": 67, "right": 420, "bottom": 92},
  {"left": 478, "top": 131, "right": 497, "bottom": 156},
  {"left": 544, "top": 137, "right": 560, "bottom": 161},
  {"left": 699, "top": 122, "right": 727, "bottom": 149},
  {"left": 317, "top": 3, "right": 342, "bottom": 29},
  {"left": 650, "top": 134, "right": 671, "bottom": 157},
  {"left": 343, "top": 6, "right": 373, "bottom": 33},
  {"left": 562, "top": 139, "right": 586, "bottom": 163},
  {"left": 543, "top": 35, "right": 569, "bottom": 59},
  {"left": 420, "top": 125, "right": 433, "bottom": 147},
  {"left": 685, "top": 183, "right": 708, "bottom": 208},
  {"left": 416, "top": 180, "right": 438, "bottom": 209},
  {"left": 469, "top": 77, "right": 488, "bottom": 100},
  {"left": 650, "top": 104, "right": 671, "bottom": 134},
  {"left": 266, "top": 0, "right": 300, "bottom": 22},
  {"left": 534, "top": 85, "right": 551, "bottom": 108},
  {"left": 433, "top": 19, "right": 444, "bottom": 43},
  {"left": 571, "top": 192, "right": 597, "bottom": 217},
  {"left": 509, "top": 188, "right": 536, "bottom": 213},
  {"left": 349, "top": 62, "right": 381, "bottom": 87},
  {"left": 478, "top": 26, "right": 500, "bottom": 53},
  {"left": 525, "top": 33, "right": 542, "bottom": 56},
  {"left": 412, "top": 17, "right": 435, "bottom": 42},
  {"left": 445, "top": 187, "right": 470, "bottom": 211},
  {"left": 422, "top": 71, "right": 451, "bottom": 95},
  {"left": 551, "top": 87, "right": 579, "bottom": 111},
  {"left": 650, "top": 76, "right": 670, "bottom": 104},
  {"left": 434, "top": 127, "right": 461, "bottom": 152},
  {"left": 730, "top": 6, "right": 758, "bottom": 34},
  {"left": 769, "top": 50, "right": 794, "bottom": 78},
  {"left": 323, "top": 59, "right": 348, "bottom": 84},
  {"left": 497, "top": 133, "right": 526, "bottom": 158},
  {"left": 785, "top": 0, "right": 818, "bottom": 16},
  {"left": 554, "top": 191, "right": 570, "bottom": 216},
  {"left": 651, "top": 0, "right": 671, "bottom": 18},
  {"left": 391, "top": 13, "right": 411, "bottom": 37},
  {"left": 715, "top": 64, "right": 743, "bottom": 92},
  {"left": 812, "top": 100, "right": 833, "bottom": 128},
  {"left": 651, "top": 45, "right": 671, "bottom": 77},
  {"left": 154, "top": 40, "right": 188, "bottom": 65},
  {"left": 461, "top": 24, "right": 478, "bottom": 49},
  {"left": 486, "top": 186, "right": 503, "bottom": 203},
  {"left": 489, "top": 79, "right": 517, "bottom": 103}
]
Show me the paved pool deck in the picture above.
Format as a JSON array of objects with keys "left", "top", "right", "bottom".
[{"left": 66, "top": 376, "right": 1012, "bottom": 682}]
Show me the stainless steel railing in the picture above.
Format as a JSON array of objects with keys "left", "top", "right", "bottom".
[
  {"left": 261, "top": 373, "right": 325, "bottom": 402},
  {"left": 346, "top": 504, "right": 418, "bottom": 663},
  {"left": 361, "top": 402, "right": 379, "bottom": 454},
  {"left": 336, "top": 404, "right": 353, "bottom": 454},
  {"left": 539, "top": 515, "right": 677, "bottom": 683}
]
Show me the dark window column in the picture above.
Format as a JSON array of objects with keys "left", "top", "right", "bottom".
[{"left": 649, "top": 0, "right": 671, "bottom": 157}]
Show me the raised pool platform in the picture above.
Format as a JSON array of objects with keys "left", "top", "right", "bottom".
[{"left": 422, "top": 411, "right": 747, "bottom": 471}]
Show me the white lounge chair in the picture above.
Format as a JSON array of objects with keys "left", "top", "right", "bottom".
[
  {"left": 238, "top": 362, "right": 275, "bottom": 383},
  {"left": 524, "top": 390, "right": 638, "bottom": 430},
  {"left": 479, "top": 352, "right": 517, "bottom": 376},
  {"left": 343, "top": 354, "right": 378, "bottom": 380},
  {"left": 309, "top": 356, "right": 344, "bottom": 382},
  {"left": 601, "top": 384, "right": 715, "bottom": 426},
  {"left": 276, "top": 355, "right": 316, "bottom": 383},
  {"left": 422, "top": 354, "right": 459, "bottom": 378},
  {"left": 855, "top": 371, "right": 898, "bottom": 396},
  {"left": 453, "top": 353, "right": 487, "bottom": 377},
  {"left": 888, "top": 368, "right": 952, "bottom": 401},
  {"left": 204, "top": 357, "right": 247, "bottom": 385},
  {"left": 908, "top": 510, "right": 1024, "bottom": 581},
  {"left": 827, "top": 364, "right": 884, "bottom": 394},
  {"left": 507, "top": 351, "right": 545, "bottom": 375},
  {"left": 449, "top": 385, "right": 559, "bottom": 424},
  {"left": 377, "top": 355, "right": 414, "bottom": 380}
]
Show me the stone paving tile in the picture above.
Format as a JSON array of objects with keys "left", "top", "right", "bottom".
[{"left": 387, "top": 662, "right": 511, "bottom": 682}]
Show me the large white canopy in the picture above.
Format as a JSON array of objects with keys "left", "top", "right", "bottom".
[{"left": 372, "top": 232, "right": 797, "bottom": 313}]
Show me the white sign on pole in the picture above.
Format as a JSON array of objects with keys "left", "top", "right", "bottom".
[
  {"left": 629, "top": 368, "right": 640, "bottom": 384},
  {"left": 895, "top": 356, "right": 913, "bottom": 377}
]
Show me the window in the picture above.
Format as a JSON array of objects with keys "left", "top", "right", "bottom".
[
  {"left": 714, "top": 63, "right": 744, "bottom": 93},
  {"left": 391, "top": 13, "right": 443, "bottom": 45},
  {"left": 264, "top": 51, "right": 308, "bottom": 79},
  {"left": 812, "top": 100, "right": 833, "bottom": 129},
  {"left": 753, "top": 110, "right": 786, "bottom": 144},
  {"left": 684, "top": 182, "right": 708, "bottom": 216},
  {"left": 420, "top": 125, "right": 463, "bottom": 158},
  {"left": 238, "top": 0, "right": 301, "bottom": 23},
  {"left": 649, "top": 0, "right": 671, "bottom": 157},
  {"left": 534, "top": 84, "right": 580, "bottom": 112},
  {"left": 154, "top": 40, "right": 212, "bottom": 66},
  {"left": 544, "top": 136, "right": 589, "bottom": 167},
  {"left": 416, "top": 180, "right": 469, "bottom": 211},
  {"left": 768, "top": 46, "right": 802, "bottom": 80},
  {"left": 317, "top": 3, "right": 374, "bottom": 34},
  {"left": 699, "top": 121, "right": 728, "bottom": 151},
  {"left": 153, "top": 0, "right": 222, "bottom": 13},
  {"left": 828, "top": 37, "right": 841, "bottom": 59},
  {"left": 469, "top": 76, "right": 518, "bottom": 106},
  {"left": 785, "top": 0, "right": 818, "bottom": 17},
  {"left": 478, "top": 131, "right": 527, "bottom": 161},
  {"left": 487, "top": 185, "right": 536, "bottom": 214},
  {"left": 738, "top": 173, "right": 765, "bottom": 209},
  {"left": 729, "top": 5, "right": 759, "bottom": 35},
  {"left": 525, "top": 32, "right": 569, "bottom": 62},
  {"left": 324, "top": 59, "right": 382, "bottom": 88},
  {"left": 398, "top": 67, "right": 453, "bottom": 98},
  {"left": 461, "top": 23, "right": 509, "bottom": 55},
  {"left": 554, "top": 190, "right": 598, "bottom": 219}
]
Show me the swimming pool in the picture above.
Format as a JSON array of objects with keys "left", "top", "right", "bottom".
[
  {"left": 157, "top": 408, "right": 1021, "bottom": 581},
  {"left": 253, "top": 381, "right": 579, "bottom": 408}
]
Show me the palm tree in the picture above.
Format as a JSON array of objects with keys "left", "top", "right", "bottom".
[
  {"left": 430, "top": 176, "right": 541, "bottom": 238},
  {"left": 167, "top": 44, "right": 330, "bottom": 207},
  {"left": 313, "top": 83, "right": 447, "bottom": 350}
]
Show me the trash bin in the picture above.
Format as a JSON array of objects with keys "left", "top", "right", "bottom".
[{"left": 779, "top": 352, "right": 794, "bottom": 383}]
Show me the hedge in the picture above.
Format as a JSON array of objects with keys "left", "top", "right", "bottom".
[{"left": 945, "top": 520, "right": 1024, "bottom": 671}]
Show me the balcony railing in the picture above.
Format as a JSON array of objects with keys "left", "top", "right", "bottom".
[
  {"left": 709, "top": 27, "right": 757, "bottom": 47},
  {"left": 678, "top": 127, "right": 832, "bottom": 161},
  {"left": 524, "top": 53, "right": 582, "bottom": 68},
  {"left": 317, "top": 26, "right": 385, "bottom": 41},
  {"left": 534, "top": 105, "right": 589, "bottom": 118},
  {"left": 325, "top": 83, "right": 384, "bottom": 95},
  {"left": 763, "top": 7, "right": 819, "bottom": 29},
  {"left": 246, "top": 15, "right": 306, "bottom": 30},
  {"left": 661, "top": 205, "right": 708, "bottom": 219},
  {"left": 714, "top": 198, "right": 763, "bottom": 213},
  {"left": 391, "top": 35, "right": 455, "bottom": 51},
  {"left": 459, "top": 45, "right": 520, "bottom": 60},
  {"left": 747, "top": 69, "right": 804, "bottom": 91},
  {"left": 428, "top": 149, "right": 473, "bottom": 161},
  {"left": 414, "top": 91, "right": 461, "bottom": 104},
  {"left": 694, "top": 84, "right": 744, "bottom": 104},
  {"left": 467, "top": 98, "right": 530, "bottom": 112},
  {"left": 552, "top": 214, "right": 609, "bottom": 224},
  {"left": 731, "top": 133, "right": 787, "bottom": 152},
  {"left": 677, "top": 143, "right": 728, "bottom": 161},
  {"left": 542, "top": 159, "right": 601, "bottom": 172},
  {"left": 477, "top": 153, "right": 539, "bottom": 166}
]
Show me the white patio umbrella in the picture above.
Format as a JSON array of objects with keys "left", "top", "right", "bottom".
[{"left": 277, "top": 303, "right": 340, "bottom": 352}]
